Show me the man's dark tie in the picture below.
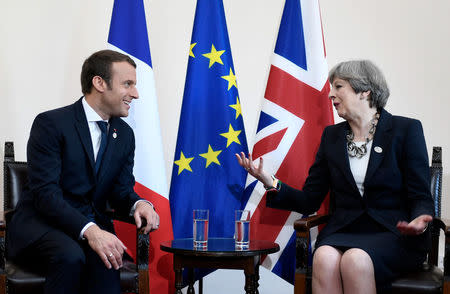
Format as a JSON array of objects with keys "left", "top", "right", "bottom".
[{"left": 95, "top": 121, "right": 108, "bottom": 175}]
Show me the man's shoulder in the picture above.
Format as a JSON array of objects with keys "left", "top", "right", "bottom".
[{"left": 35, "top": 100, "right": 79, "bottom": 122}]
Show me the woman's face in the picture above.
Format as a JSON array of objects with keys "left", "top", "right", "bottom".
[{"left": 329, "top": 78, "right": 368, "bottom": 121}]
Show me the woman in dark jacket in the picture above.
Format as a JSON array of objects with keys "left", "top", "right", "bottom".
[{"left": 236, "top": 60, "right": 434, "bottom": 293}]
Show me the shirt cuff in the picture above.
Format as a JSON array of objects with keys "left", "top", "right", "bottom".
[
  {"left": 80, "top": 222, "right": 96, "bottom": 240},
  {"left": 130, "top": 199, "right": 154, "bottom": 216}
]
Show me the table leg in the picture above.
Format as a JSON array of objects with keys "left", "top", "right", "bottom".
[
  {"left": 254, "top": 265, "right": 260, "bottom": 294},
  {"left": 244, "top": 256, "right": 257, "bottom": 294},
  {"left": 174, "top": 255, "right": 183, "bottom": 294},
  {"left": 174, "top": 268, "right": 183, "bottom": 294},
  {"left": 244, "top": 271, "right": 255, "bottom": 294},
  {"left": 187, "top": 268, "right": 195, "bottom": 294}
]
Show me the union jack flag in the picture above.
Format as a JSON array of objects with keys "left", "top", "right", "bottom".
[{"left": 242, "top": 0, "right": 334, "bottom": 283}]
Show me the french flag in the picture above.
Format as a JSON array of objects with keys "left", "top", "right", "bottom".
[
  {"left": 242, "top": 0, "right": 334, "bottom": 284},
  {"left": 108, "top": 0, "right": 174, "bottom": 293}
]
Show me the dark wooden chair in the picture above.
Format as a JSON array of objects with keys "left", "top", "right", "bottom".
[
  {"left": 294, "top": 146, "right": 449, "bottom": 294},
  {"left": 0, "top": 141, "right": 150, "bottom": 294}
]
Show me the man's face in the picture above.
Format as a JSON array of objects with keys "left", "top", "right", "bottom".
[{"left": 99, "top": 61, "right": 138, "bottom": 119}]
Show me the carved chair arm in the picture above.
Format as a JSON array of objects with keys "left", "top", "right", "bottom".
[
  {"left": 294, "top": 214, "right": 330, "bottom": 232},
  {"left": 104, "top": 209, "right": 135, "bottom": 225},
  {"left": 105, "top": 209, "right": 150, "bottom": 270},
  {"left": 293, "top": 213, "right": 330, "bottom": 289},
  {"left": 432, "top": 217, "right": 450, "bottom": 235},
  {"left": 0, "top": 212, "right": 5, "bottom": 231},
  {"left": 430, "top": 217, "right": 450, "bottom": 278},
  {"left": 0, "top": 211, "right": 6, "bottom": 274}
]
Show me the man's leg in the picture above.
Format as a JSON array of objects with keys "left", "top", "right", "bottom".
[
  {"left": 82, "top": 242, "right": 121, "bottom": 294},
  {"left": 17, "top": 230, "right": 86, "bottom": 294}
]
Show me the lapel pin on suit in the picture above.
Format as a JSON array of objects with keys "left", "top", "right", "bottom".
[
  {"left": 374, "top": 146, "right": 383, "bottom": 153},
  {"left": 113, "top": 128, "right": 117, "bottom": 139}
]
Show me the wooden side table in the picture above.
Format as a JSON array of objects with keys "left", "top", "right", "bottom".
[{"left": 161, "top": 238, "right": 279, "bottom": 294}]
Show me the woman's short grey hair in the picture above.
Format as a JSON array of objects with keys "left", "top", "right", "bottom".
[{"left": 328, "top": 60, "right": 390, "bottom": 109}]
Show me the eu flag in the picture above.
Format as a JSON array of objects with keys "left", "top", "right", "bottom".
[{"left": 169, "top": 0, "right": 248, "bottom": 241}]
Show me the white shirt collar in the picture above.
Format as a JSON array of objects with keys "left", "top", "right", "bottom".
[{"left": 82, "top": 97, "right": 108, "bottom": 123}]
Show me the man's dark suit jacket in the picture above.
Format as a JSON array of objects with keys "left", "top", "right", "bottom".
[
  {"left": 267, "top": 108, "right": 434, "bottom": 250},
  {"left": 7, "top": 98, "right": 142, "bottom": 259}
]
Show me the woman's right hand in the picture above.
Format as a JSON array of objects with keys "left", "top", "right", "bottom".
[{"left": 235, "top": 152, "right": 273, "bottom": 188}]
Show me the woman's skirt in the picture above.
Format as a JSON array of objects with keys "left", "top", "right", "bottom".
[{"left": 315, "top": 213, "right": 426, "bottom": 291}]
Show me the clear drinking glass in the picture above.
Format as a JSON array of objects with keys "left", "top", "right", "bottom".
[
  {"left": 193, "top": 209, "right": 209, "bottom": 248},
  {"left": 235, "top": 210, "right": 250, "bottom": 248}
]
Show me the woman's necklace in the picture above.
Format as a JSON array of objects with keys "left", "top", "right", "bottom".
[{"left": 346, "top": 111, "right": 380, "bottom": 158}]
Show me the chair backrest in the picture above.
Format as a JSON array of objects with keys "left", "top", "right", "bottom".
[
  {"left": 428, "top": 146, "right": 442, "bottom": 266},
  {"left": 430, "top": 146, "right": 442, "bottom": 218},
  {"left": 3, "top": 141, "right": 28, "bottom": 212}
]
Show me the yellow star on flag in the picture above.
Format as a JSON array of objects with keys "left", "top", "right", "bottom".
[
  {"left": 202, "top": 44, "right": 225, "bottom": 68},
  {"left": 174, "top": 151, "right": 194, "bottom": 175},
  {"left": 229, "top": 96, "right": 242, "bottom": 119},
  {"left": 221, "top": 68, "right": 237, "bottom": 90},
  {"left": 189, "top": 43, "right": 197, "bottom": 58},
  {"left": 220, "top": 124, "right": 241, "bottom": 147},
  {"left": 199, "top": 145, "right": 222, "bottom": 168}
]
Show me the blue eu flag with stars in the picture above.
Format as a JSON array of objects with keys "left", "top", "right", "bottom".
[{"left": 169, "top": 0, "right": 248, "bottom": 242}]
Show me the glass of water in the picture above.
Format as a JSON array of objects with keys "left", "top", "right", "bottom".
[
  {"left": 193, "top": 209, "right": 209, "bottom": 248},
  {"left": 235, "top": 210, "right": 250, "bottom": 248}
]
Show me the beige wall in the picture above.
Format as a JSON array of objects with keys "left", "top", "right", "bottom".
[{"left": 1, "top": 0, "right": 449, "bottom": 291}]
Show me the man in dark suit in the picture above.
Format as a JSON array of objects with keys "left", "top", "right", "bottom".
[{"left": 7, "top": 50, "right": 159, "bottom": 294}]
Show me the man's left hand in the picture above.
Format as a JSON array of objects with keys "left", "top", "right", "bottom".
[{"left": 134, "top": 201, "right": 159, "bottom": 234}]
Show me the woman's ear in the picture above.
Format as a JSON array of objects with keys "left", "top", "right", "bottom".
[{"left": 361, "top": 90, "right": 371, "bottom": 100}]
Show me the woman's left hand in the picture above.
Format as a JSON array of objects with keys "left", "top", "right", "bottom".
[{"left": 396, "top": 214, "right": 433, "bottom": 235}]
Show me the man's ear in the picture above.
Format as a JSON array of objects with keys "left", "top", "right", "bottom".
[{"left": 92, "top": 76, "right": 106, "bottom": 93}]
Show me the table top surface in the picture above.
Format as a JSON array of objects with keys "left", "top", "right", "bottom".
[{"left": 160, "top": 238, "right": 280, "bottom": 257}]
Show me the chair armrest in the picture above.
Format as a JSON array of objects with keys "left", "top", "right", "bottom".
[
  {"left": 0, "top": 211, "right": 6, "bottom": 274},
  {"left": 294, "top": 214, "right": 330, "bottom": 232},
  {"left": 0, "top": 209, "right": 15, "bottom": 231},
  {"left": 294, "top": 214, "right": 330, "bottom": 283},
  {"left": 105, "top": 208, "right": 154, "bottom": 230},
  {"left": 0, "top": 212, "right": 5, "bottom": 231},
  {"left": 432, "top": 217, "right": 450, "bottom": 235},
  {"left": 434, "top": 217, "right": 450, "bottom": 277},
  {"left": 105, "top": 209, "right": 150, "bottom": 270},
  {"left": 137, "top": 226, "right": 150, "bottom": 271},
  {"left": 104, "top": 208, "right": 136, "bottom": 225}
]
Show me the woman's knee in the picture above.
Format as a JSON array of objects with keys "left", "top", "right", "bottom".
[
  {"left": 340, "top": 248, "right": 374, "bottom": 276},
  {"left": 313, "top": 245, "right": 342, "bottom": 273}
]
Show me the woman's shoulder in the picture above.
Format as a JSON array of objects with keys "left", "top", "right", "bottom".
[
  {"left": 324, "top": 120, "right": 347, "bottom": 133},
  {"left": 390, "top": 114, "right": 423, "bottom": 131},
  {"left": 377, "top": 108, "right": 422, "bottom": 131}
]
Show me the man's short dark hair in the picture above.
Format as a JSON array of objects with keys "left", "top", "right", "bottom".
[{"left": 81, "top": 50, "right": 136, "bottom": 94}]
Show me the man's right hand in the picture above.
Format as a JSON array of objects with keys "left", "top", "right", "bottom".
[{"left": 83, "top": 224, "right": 127, "bottom": 270}]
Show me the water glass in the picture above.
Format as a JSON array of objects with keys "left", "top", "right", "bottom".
[
  {"left": 193, "top": 209, "right": 209, "bottom": 247},
  {"left": 235, "top": 210, "right": 250, "bottom": 248}
]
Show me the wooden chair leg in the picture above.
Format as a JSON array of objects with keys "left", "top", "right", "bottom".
[
  {"left": 0, "top": 275, "right": 6, "bottom": 294},
  {"left": 295, "top": 231, "right": 312, "bottom": 294},
  {"left": 138, "top": 269, "right": 149, "bottom": 294},
  {"left": 136, "top": 228, "right": 149, "bottom": 294},
  {"left": 294, "top": 273, "right": 306, "bottom": 294}
]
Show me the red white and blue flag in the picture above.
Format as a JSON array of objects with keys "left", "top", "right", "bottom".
[
  {"left": 242, "top": 0, "right": 334, "bottom": 283},
  {"left": 108, "top": 0, "right": 174, "bottom": 293}
]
